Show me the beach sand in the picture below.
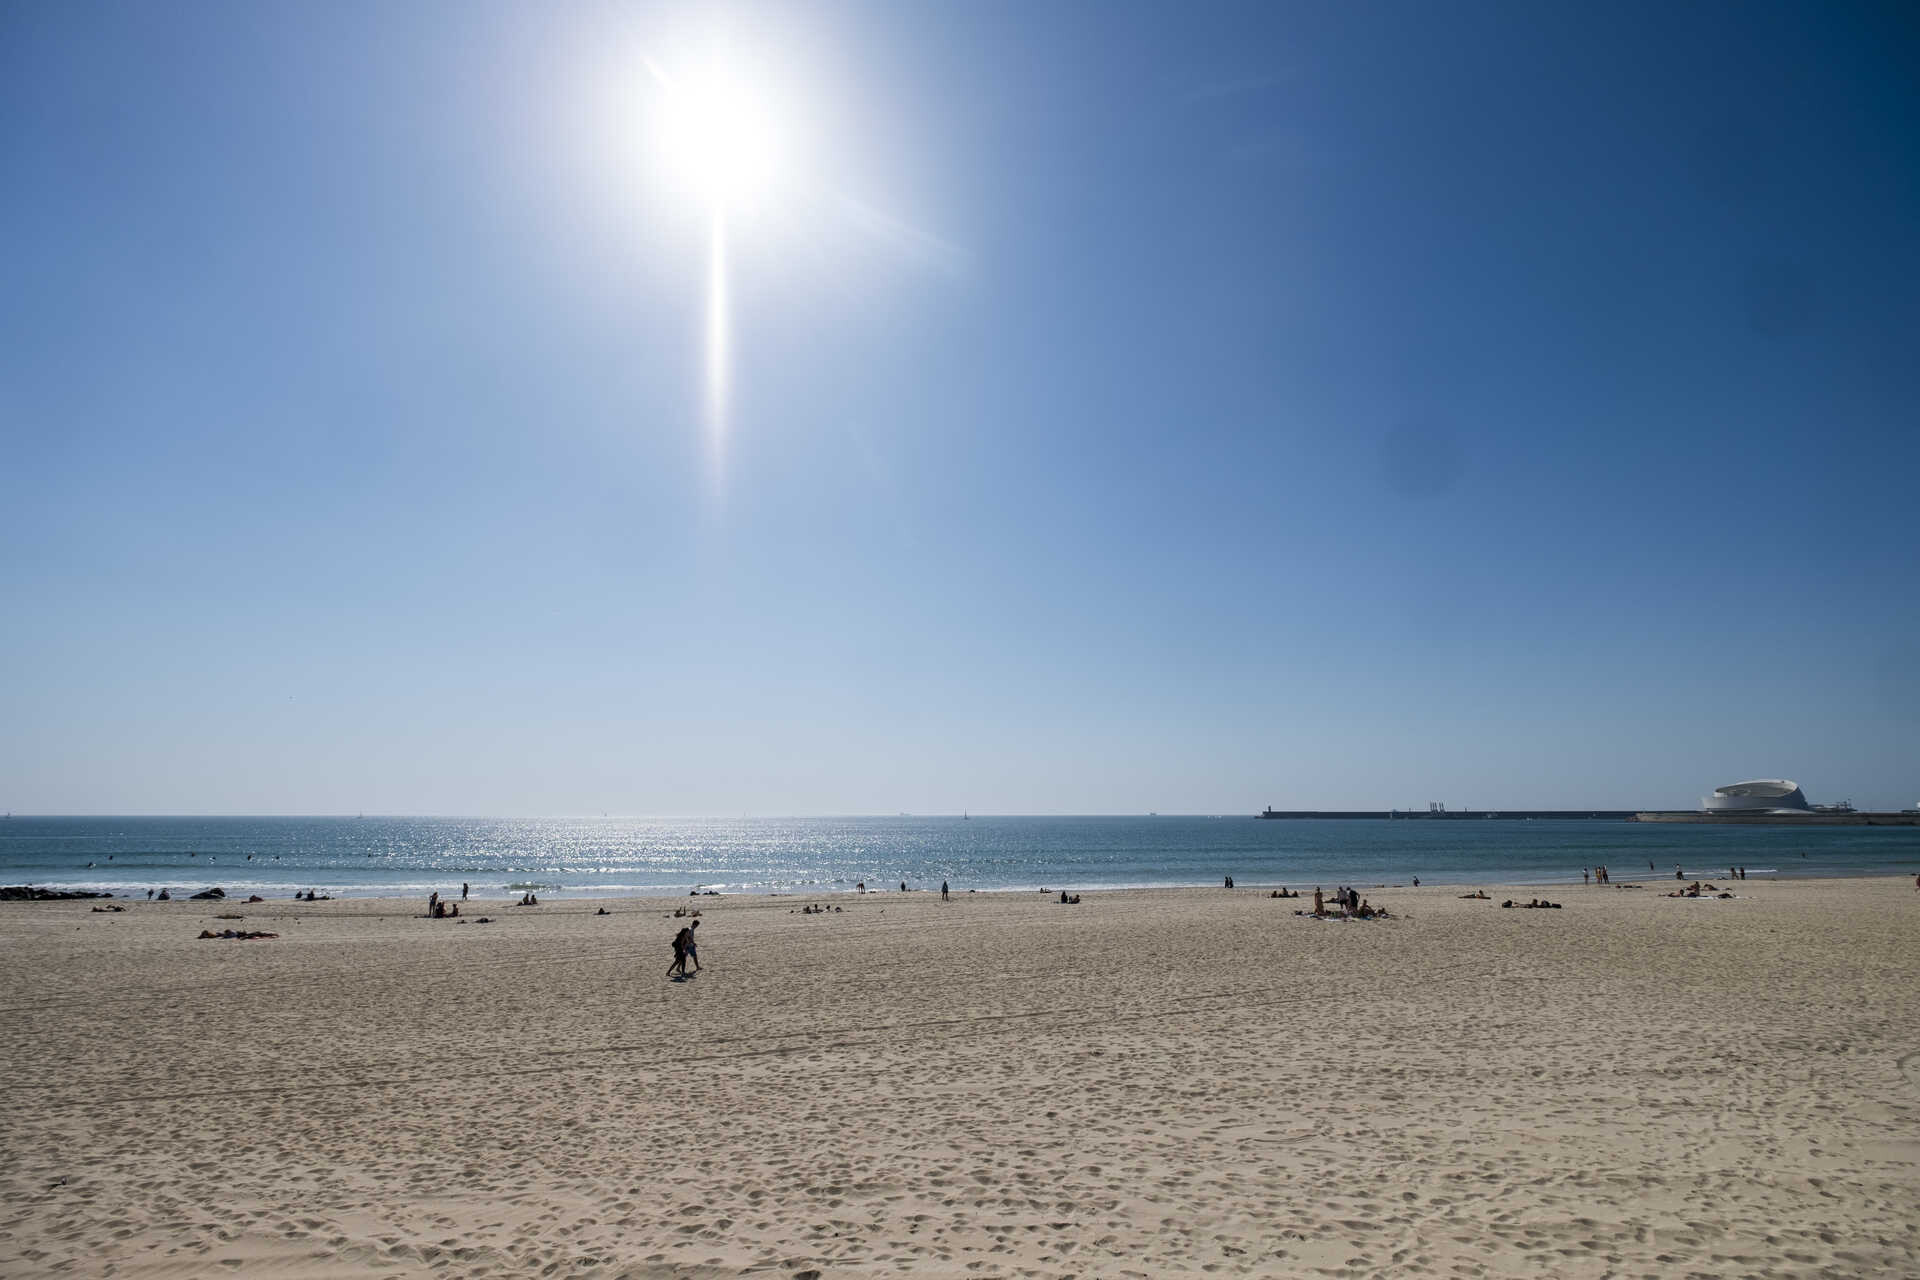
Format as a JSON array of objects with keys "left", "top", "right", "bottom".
[{"left": 2, "top": 876, "right": 1916, "bottom": 1278}]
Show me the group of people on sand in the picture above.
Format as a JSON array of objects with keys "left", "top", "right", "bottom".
[
  {"left": 1502, "top": 898, "right": 1561, "bottom": 909},
  {"left": 1671, "top": 864, "right": 1745, "bottom": 882},
  {"left": 1269, "top": 887, "right": 1299, "bottom": 899},
  {"left": 1301, "top": 885, "right": 1386, "bottom": 919},
  {"left": 1583, "top": 865, "right": 1614, "bottom": 884},
  {"left": 1668, "top": 881, "right": 1734, "bottom": 899},
  {"left": 795, "top": 903, "right": 840, "bottom": 914},
  {"left": 1058, "top": 891, "right": 1082, "bottom": 904},
  {"left": 410, "top": 884, "right": 522, "bottom": 916},
  {"left": 426, "top": 887, "right": 478, "bottom": 916}
]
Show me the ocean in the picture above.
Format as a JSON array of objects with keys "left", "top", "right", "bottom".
[{"left": 3, "top": 814, "right": 1917, "bottom": 901}]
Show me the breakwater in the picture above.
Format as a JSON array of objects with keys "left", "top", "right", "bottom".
[
  {"left": 1630, "top": 811, "right": 1920, "bottom": 826},
  {"left": 1257, "top": 808, "right": 1920, "bottom": 826},
  {"left": 1259, "top": 809, "right": 1636, "bottom": 820}
]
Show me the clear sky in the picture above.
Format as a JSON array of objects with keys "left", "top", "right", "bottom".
[{"left": 3, "top": 1, "right": 1917, "bottom": 815}]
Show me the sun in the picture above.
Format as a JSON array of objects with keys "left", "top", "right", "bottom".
[
  {"left": 638, "top": 45, "right": 807, "bottom": 490},
  {"left": 649, "top": 57, "right": 789, "bottom": 214}
]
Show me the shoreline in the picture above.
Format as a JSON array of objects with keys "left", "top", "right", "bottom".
[
  {"left": 3, "top": 869, "right": 1909, "bottom": 918},
  {"left": 3, "top": 860, "right": 1907, "bottom": 904}
]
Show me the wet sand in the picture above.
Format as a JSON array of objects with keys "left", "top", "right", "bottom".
[{"left": 2, "top": 876, "right": 1916, "bottom": 1277}]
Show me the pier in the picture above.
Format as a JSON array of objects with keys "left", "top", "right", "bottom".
[
  {"left": 1256, "top": 808, "right": 1920, "bottom": 825},
  {"left": 1258, "top": 809, "right": 1636, "bottom": 821}
]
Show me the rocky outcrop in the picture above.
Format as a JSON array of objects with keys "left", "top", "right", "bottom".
[
  {"left": 0, "top": 887, "right": 113, "bottom": 901},
  {"left": 188, "top": 887, "right": 227, "bottom": 900}
]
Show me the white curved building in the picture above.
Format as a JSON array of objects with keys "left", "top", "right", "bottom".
[{"left": 1702, "top": 779, "right": 1809, "bottom": 813}]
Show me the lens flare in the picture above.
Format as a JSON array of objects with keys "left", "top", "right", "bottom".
[{"left": 704, "top": 212, "right": 729, "bottom": 482}]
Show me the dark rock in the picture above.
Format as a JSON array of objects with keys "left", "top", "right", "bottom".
[
  {"left": 188, "top": 887, "right": 226, "bottom": 900},
  {"left": 0, "top": 886, "right": 113, "bottom": 901}
]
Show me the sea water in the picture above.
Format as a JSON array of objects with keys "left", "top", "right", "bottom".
[{"left": 2, "top": 815, "right": 1916, "bottom": 900}]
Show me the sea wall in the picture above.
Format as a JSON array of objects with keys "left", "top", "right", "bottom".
[{"left": 1630, "top": 811, "right": 1920, "bottom": 825}]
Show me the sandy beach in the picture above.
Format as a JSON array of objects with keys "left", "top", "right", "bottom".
[{"left": 2, "top": 876, "right": 1916, "bottom": 1278}]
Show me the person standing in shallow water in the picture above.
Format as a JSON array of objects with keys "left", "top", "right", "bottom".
[{"left": 941, "top": 880, "right": 949, "bottom": 901}]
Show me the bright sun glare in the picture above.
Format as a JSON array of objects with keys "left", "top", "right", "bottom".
[
  {"left": 650, "top": 58, "right": 789, "bottom": 214},
  {"left": 642, "top": 46, "right": 806, "bottom": 492}
]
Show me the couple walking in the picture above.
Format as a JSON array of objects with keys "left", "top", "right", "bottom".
[{"left": 668, "top": 919, "right": 701, "bottom": 978}]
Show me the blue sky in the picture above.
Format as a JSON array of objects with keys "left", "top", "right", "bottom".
[{"left": 3, "top": 1, "right": 1916, "bottom": 814}]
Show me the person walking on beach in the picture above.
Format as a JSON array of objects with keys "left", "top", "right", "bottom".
[
  {"left": 941, "top": 880, "right": 949, "bottom": 901},
  {"left": 462, "top": 882, "right": 469, "bottom": 900},
  {"left": 683, "top": 919, "right": 701, "bottom": 972},
  {"left": 668, "top": 925, "right": 694, "bottom": 978}
]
